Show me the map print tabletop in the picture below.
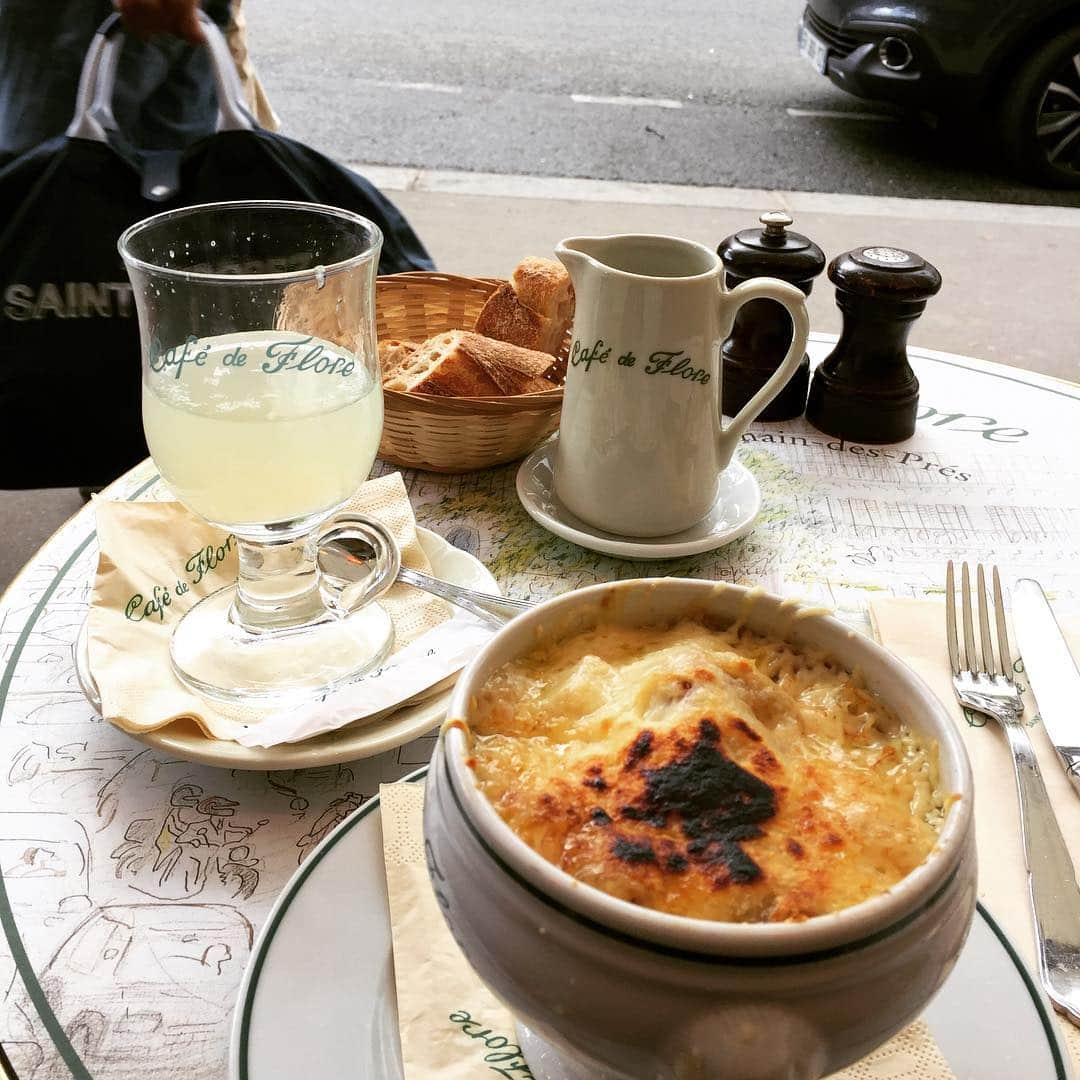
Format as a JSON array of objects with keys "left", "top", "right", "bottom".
[{"left": 1, "top": 335, "right": 1078, "bottom": 1079}]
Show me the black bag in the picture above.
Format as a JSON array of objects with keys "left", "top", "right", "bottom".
[{"left": 0, "top": 14, "right": 433, "bottom": 489}]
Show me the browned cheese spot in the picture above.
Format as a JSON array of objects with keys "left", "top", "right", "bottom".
[
  {"left": 613, "top": 718, "right": 777, "bottom": 886},
  {"left": 624, "top": 729, "right": 655, "bottom": 770},
  {"left": 610, "top": 835, "right": 658, "bottom": 865},
  {"left": 731, "top": 718, "right": 763, "bottom": 743},
  {"left": 583, "top": 762, "right": 608, "bottom": 791},
  {"left": 751, "top": 747, "right": 780, "bottom": 774}
]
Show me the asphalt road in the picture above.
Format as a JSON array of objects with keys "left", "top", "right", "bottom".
[{"left": 245, "top": 0, "right": 1080, "bottom": 206}]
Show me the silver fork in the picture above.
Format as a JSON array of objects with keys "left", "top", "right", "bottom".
[{"left": 946, "top": 560, "right": 1080, "bottom": 1027}]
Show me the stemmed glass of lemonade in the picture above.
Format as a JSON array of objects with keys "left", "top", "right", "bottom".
[{"left": 120, "top": 201, "right": 395, "bottom": 707}]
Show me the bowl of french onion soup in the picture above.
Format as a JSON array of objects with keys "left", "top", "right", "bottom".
[{"left": 424, "top": 578, "right": 975, "bottom": 1080}]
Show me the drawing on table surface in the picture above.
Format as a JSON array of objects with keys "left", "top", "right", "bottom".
[
  {"left": 220, "top": 845, "right": 260, "bottom": 899},
  {"left": 397, "top": 400, "right": 1080, "bottom": 618},
  {"left": 0, "top": 1000, "right": 45, "bottom": 1076},
  {"left": 396, "top": 733, "right": 438, "bottom": 768},
  {"left": 265, "top": 773, "right": 310, "bottom": 817},
  {"left": 111, "top": 783, "right": 268, "bottom": 900},
  {"left": 296, "top": 791, "right": 366, "bottom": 863},
  {"left": 0, "top": 961, "right": 45, "bottom": 1078},
  {"left": 2, "top": 604, "right": 90, "bottom": 703},
  {"left": 0, "top": 813, "right": 92, "bottom": 919},
  {"left": 0, "top": 814, "right": 97, "bottom": 1076},
  {"left": 8, "top": 740, "right": 138, "bottom": 815},
  {"left": 265, "top": 764, "right": 356, "bottom": 817},
  {"left": 23, "top": 904, "right": 253, "bottom": 1076},
  {"left": 442, "top": 523, "right": 481, "bottom": 556}
]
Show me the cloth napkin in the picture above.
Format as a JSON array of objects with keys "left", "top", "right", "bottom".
[
  {"left": 380, "top": 782, "right": 954, "bottom": 1080},
  {"left": 871, "top": 597, "right": 1080, "bottom": 1074},
  {"left": 87, "top": 472, "right": 453, "bottom": 744}
]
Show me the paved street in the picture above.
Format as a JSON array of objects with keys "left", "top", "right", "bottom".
[{"left": 247, "top": 0, "right": 1080, "bottom": 205}]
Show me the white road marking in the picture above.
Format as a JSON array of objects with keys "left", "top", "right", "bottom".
[
  {"left": 571, "top": 93, "right": 684, "bottom": 110},
  {"left": 362, "top": 79, "right": 463, "bottom": 94},
  {"left": 786, "top": 107, "right": 899, "bottom": 122}
]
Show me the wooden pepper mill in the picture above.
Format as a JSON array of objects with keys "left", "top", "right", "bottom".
[
  {"left": 806, "top": 246, "right": 942, "bottom": 443},
  {"left": 717, "top": 210, "right": 825, "bottom": 421}
]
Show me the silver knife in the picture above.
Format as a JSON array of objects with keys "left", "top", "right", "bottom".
[{"left": 1013, "top": 578, "right": 1080, "bottom": 799}]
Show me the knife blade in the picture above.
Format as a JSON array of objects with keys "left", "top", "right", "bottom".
[{"left": 1013, "top": 578, "right": 1080, "bottom": 799}]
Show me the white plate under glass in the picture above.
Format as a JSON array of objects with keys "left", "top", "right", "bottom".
[{"left": 73, "top": 528, "right": 497, "bottom": 770}]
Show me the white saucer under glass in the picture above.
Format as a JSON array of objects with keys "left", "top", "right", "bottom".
[
  {"left": 72, "top": 527, "right": 498, "bottom": 770},
  {"left": 515, "top": 437, "right": 761, "bottom": 560}
]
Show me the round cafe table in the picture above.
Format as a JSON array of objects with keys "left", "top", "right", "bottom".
[{"left": 1, "top": 335, "right": 1079, "bottom": 1079}]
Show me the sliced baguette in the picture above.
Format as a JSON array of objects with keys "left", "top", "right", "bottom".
[
  {"left": 457, "top": 331, "right": 556, "bottom": 394},
  {"left": 378, "top": 339, "right": 419, "bottom": 385},
  {"left": 386, "top": 331, "right": 502, "bottom": 396},
  {"left": 387, "top": 331, "right": 558, "bottom": 396},
  {"left": 511, "top": 256, "right": 575, "bottom": 326},
  {"left": 474, "top": 257, "right": 574, "bottom": 359}
]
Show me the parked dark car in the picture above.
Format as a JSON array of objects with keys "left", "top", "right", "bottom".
[{"left": 797, "top": 0, "right": 1080, "bottom": 186}]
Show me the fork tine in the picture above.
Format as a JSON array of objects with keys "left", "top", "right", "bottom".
[
  {"left": 977, "top": 565, "right": 996, "bottom": 675},
  {"left": 961, "top": 562, "right": 979, "bottom": 673},
  {"left": 993, "top": 566, "right": 1013, "bottom": 680},
  {"left": 945, "top": 561, "right": 960, "bottom": 675}
]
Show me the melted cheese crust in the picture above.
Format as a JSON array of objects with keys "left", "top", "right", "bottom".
[{"left": 470, "top": 620, "right": 944, "bottom": 923}]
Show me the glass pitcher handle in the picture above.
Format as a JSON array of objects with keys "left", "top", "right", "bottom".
[{"left": 316, "top": 513, "right": 401, "bottom": 619}]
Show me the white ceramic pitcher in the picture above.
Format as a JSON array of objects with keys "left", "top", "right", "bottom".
[{"left": 554, "top": 234, "right": 811, "bottom": 537}]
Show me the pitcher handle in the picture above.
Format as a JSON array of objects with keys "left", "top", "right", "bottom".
[{"left": 715, "top": 277, "right": 810, "bottom": 468}]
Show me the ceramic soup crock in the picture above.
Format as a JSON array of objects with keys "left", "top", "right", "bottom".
[{"left": 424, "top": 579, "right": 976, "bottom": 1080}]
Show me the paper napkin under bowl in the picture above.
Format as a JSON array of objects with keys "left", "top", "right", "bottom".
[{"left": 379, "top": 780, "right": 955, "bottom": 1080}]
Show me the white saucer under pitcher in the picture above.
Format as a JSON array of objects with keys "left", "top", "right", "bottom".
[{"left": 515, "top": 438, "right": 761, "bottom": 560}]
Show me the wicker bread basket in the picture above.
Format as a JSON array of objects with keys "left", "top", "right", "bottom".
[{"left": 376, "top": 272, "right": 568, "bottom": 473}]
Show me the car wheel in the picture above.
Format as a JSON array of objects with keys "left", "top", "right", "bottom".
[{"left": 999, "top": 26, "right": 1080, "bottom": 187}]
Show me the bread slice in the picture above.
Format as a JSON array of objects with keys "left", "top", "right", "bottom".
[
  {"left": 386, "top": 331, "right": 502, "bottom": 396},
  {"left": 511, "top": 257, "right": 575, "bottom": 325},
  {"left": 378, "top": 339, "right": 418, "bottom": 385},
  {"left": 474, "top": 257, "right": 574, "bottom": 358},
  {"left": 473, "top": 283, "right": 545, "bottom": 349},
  {"left": 387, "top": 331, "right": 558, "bottom": 396},
  {"left": 458, "top": 332, "right": 556, "bottom": 394}
]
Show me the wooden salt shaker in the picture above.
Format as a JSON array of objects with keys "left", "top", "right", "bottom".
[
  {"left": 806, "top": 246, "right": 942, "bottom": 443},
  {"left": 717, "top": 211, "right": 825, "bottom": 421}
]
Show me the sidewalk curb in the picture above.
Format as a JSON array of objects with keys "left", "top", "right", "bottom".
[{"left": 352, "top": 163, "right": 1080, "bottom": 228}]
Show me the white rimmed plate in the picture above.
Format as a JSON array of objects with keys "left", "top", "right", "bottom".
[
  {"left": 516, "top": 438, "right": 761, "bottom": 560},
  {"left": 230, "top": 773, "right": 1072, "bottom": 1080},
  {"left": 72, "top": 528, "right": 497, "bottom": 770}
]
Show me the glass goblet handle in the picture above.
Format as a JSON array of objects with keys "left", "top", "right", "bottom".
[{"left": 316, "top": 513, "right": 402, "bottom": 619}]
